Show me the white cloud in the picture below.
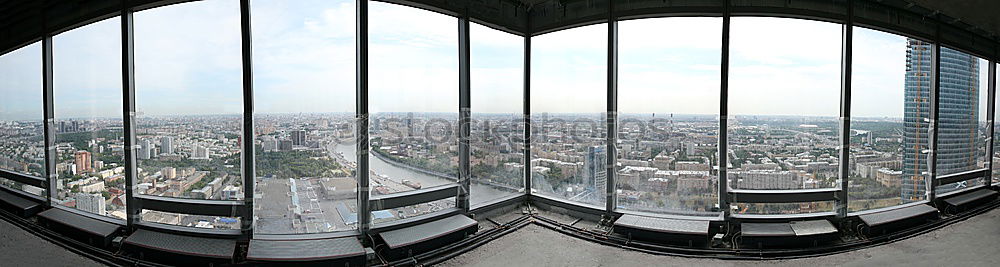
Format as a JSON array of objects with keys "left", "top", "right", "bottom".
[
  {"left": 368, "top": 1, "right": 458, "bottom": 114},
  {"left": 52, "top": 16, "right": 123, "bottom": 119},
  {"left": 0, "top": 43, "right": 43, "bottom": 121},
  {"left": 133, "top": 0, "right": 243, "bottom": 116},
  {"left": 531, "top": 23, "right": 607, "bottom": 114},
  {"left": 729, "top": 17, "right": 844, "bottom": 116},
  {"left": 251, "top": 0, "right": 355, "bottom": 114}
]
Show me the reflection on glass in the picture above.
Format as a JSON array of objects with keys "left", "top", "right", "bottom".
[
  {"left": 251, "top": 0, "right": 357, "bottom": 234},
  {"left": 934, "top": 48, "right": 989, "bottom": 193},
  {"left": 53, "top": 17, "right": 125, "bottom": 218},
  {"left": 368, "top": 2, "right": 458, "bottom": 222},
  {"left": 728, "top": 17, "right": 841, "bottom": 214},
  {"left": 470, "top": 23, "right": 524, "bottom": 206},
  {"left": 616, "top": 17, "right": 720, "bottom": 214},
  {"left": 848, "top": 28, "right": 923, "bottom": 211},
  {"left": 0, "top": 42, "right": 46, "bottom": 197},
  {"left": 140, "top": 209, "right": 240, "bottom": 230},
  {"left": 530, "top": 23, "right": 607, "bottom": 207}
]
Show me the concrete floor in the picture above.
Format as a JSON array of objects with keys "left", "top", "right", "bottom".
[
  {"left": 0, "top": 218, "right": 105, "bottom": 267},
  {"left": 443, "top": 208, "right": 1000, "bottom": 267},
  {"left": 1, "top": 207, "right": 998, "bottom": 266}
]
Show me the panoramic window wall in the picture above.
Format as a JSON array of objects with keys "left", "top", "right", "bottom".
[
  {"left": 134, "top": 0, "right": 244, "bottom": 228},
  {"left": 369, "top": 2, "right": 458, "bottom": 223},
  {"left": 848, "top": 27, "right": 928, "bottom": 211},
  {"left": 250, "top": 0, "right": 357, "bottom": 234},
  {"left": 616, "top": 17, "right": 721, "bottom": 215},
  {"left": 470, "top": 23, "right": 524, "bottom": 206},
  {"left": 0, "top": 43, "right": 45, "bottom": 197},
  {"left": 530, "top": 23, "right": 607, "bottom": 207},
  {"left": 934, "top": 47, "right": 990, "bottom": 194},
  {"left": 53, "top": 17, "right": 125, "bottom": 219},
  {"left": 728, "top": 17, "right": 841, "bottom": 214}
]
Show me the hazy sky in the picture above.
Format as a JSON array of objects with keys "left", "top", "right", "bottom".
[{"left": 0, "top": 0, "right": 994, "bottom": 120}]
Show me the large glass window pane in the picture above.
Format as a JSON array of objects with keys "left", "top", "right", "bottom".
[
  {"left": 250, "top": 0, "right": 356, "bottom": 234},
  {"left": 616, "top": 17, "right": 720, "bottom": 215},
  {"left": 934, "top": 47, "right": 989, "bottom": 194},
  {"left": 134, "top": 0, "right": 243, "bottom": 202},
  {"left": 53, "top": 17, "right": 125, "bottom": 218},
  {"left": 728, "top": 17, "right": 841, "bottom": 214},
  {"left": 0, "top": 43, "right": 46, "bottom": 197},
  {"left": 848, "top": 27, "right": 923, "bottom": 211},
  {"left": 530, "top": 24, "right": 607, "bottom": 207},
  {"left": 368, "top": 2, "right": 458, "bottom": 222},
  {"left": 470, "top": 23, "right": 524, "bottom": 206},
  {"left": 134, "top": 0, "right": 243, "bottom": 228}
]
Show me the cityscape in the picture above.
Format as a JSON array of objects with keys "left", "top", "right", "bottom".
[{"left": 0, "top": 15, "right": 998, "bottom": 231}]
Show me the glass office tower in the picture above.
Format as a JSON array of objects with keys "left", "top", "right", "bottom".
[{"left": 902, "top": 39, "right": 981, "bottom": 202}]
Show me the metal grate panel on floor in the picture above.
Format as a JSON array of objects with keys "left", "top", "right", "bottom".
[
  {"left": 789, "top": 220, "right": 837, "bottom": 236},
  {"left": 942, "top": 189, "right": 998, "bottom": 207},
  {"left": 124, "top": 229, "right": 236, "bottom": 259},
  {"left": 741, "top": 223, "right": 795, "bottom": 237},
  {"left": 859, "top": 204, "right": 938, "bottom": 228},
  {"left": 613, "top": 214, "right": 710, "bottom": 235},
  {"left": 380, "top": 214, "right": 477, "bottom": 249},
  {"left": 38, "top": 208, "right": 120, "bottom": 238},
  {"left": 247, "top": 237, "right": 365, "bottom": 262},
  {"left": 0, "top": 189, "right": 41, "bottom": 217}
]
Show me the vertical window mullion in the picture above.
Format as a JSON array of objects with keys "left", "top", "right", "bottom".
[
  {"left": 120, "top": 5, "right": 139, "bottom": 228},
  {"left": 356, "top": 0, "right": 371, "bottom": 235},
  {"left": 458, "top": 15, "right": 472, "bottom": 213},
  {"left": 239, "top": 0, "right": 255, "bottom": 237},
  {"left": 837, "top": 0, "right": 854, "bottom": 218}
]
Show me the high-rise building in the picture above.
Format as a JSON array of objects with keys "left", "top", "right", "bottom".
[
  {"left": 75, "top": 192, "right": 105, "bottom": 216},
  {"left": 139, "top": 139, "right": 152, "bottom": 160},
  {"left": 584, "top": 145, "right": 607, "bottom": 198},
  {"left": 291, "top": 130, "right": 307, "bottom": 146},
  {"left": 279, "top": 140, "right": 294, "bottom": 151},
  {"left": 261, "top": 136, "right": 278, "bottom": 152},
  {"left": 162, "top": 167, "right": 177, "bottom": 179},
  {"left": 74, "top": 151, "right": 92, "bottom": 173},
  {"left": 191, "top": 145, "right": 210, "bottom": 160},
  {"left": 160, "top": 136, "right": 174, "bottom": 155},
  {"left": 902, "top": 39, "right": 980, "bottom": 202}
]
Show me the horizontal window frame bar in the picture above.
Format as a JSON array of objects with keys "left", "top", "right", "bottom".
[
  {"left": 934, "top": 169, "right": 988, "bottom": 187},
  {"left": 369, "top": 184, "right": 459, "bottom": 211},
  {"left": 614, "top": 208, "right": 726, "bottom": 222},
  {"left": 846, "top": 199, "right": 932, "bottom": 217},
  {"left": 730, "top": 211, "right": 837, "bottom": 221},
  {"left": 727, "top": 188, "right": 840, "bottom": 204},
  {"left": 0, "top": 183, "right": 45, "bottom": 203},
  {"left": 49, "top": 204, "right": 126, "bottom": 225},
  {"left": 369, "top": 207, "right": 462, "bottom": 235},
  {"left": 134, "top": 194, "right": 245, "bottom": 218},
  {"left": 469, "top": 193, "right": 526, "bottom": 215},
  {"left": 0, "top": 169, "right": 47, "bottom": 189},
  {"left": 935, "top": 183, "right": 991, "bottom": 199},
  {"left": 252, "top": 230, "right": 360, "bottom": 241},
  {"left": 134, "top": 220, "right": 242, "bottom": 238},
  {"left": 529, "top": 194, "right": 606, "bottom": 221}
]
